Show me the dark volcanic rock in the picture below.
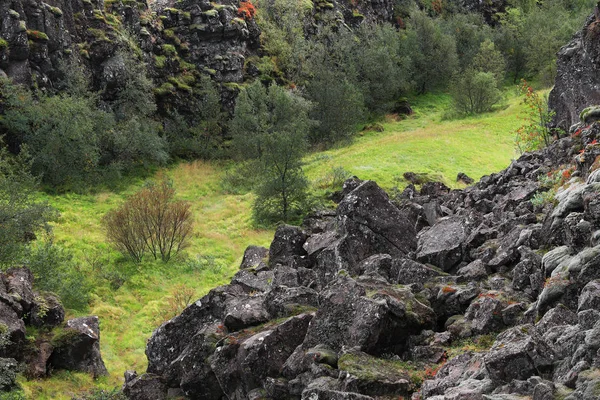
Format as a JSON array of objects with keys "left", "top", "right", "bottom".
[
  {"left": 122, "top": 371, "right": 168, "bottom": 400},
  {"left": 49, "top": 316, "right": 108, "bottom": 377},
  {"left": 550, "top": 14, "right": 600, "bottom": 131},
  {"left": 484, "top": 325, "right": 554, "bottom": 382},
  {"left": 416, "top": 216, "right": 468, "bottom": 271}
]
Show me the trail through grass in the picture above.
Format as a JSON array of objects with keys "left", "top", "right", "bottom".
[{"left": 20, "top": 91, "right": 525, "bottom": 398}]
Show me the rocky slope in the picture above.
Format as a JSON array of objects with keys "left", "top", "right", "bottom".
[{"left": 122, "top": 100, "right": 600, "bottom": 398}]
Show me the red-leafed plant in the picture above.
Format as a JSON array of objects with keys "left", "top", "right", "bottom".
[
  {"left": 238, "top": 1, "right": 256, "bottom": 19},
  {"left": 515, "top": 79, "right": 557, "bottom": 153}
]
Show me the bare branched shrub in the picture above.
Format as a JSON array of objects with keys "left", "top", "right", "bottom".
[
  {"left": 155, "top": 284, "right": 196, "bottom": 324},
  {"left": 103, "top": 178, "right": 193, "bottom": 262}
]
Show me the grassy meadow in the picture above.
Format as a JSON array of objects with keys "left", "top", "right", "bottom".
[{"left": 19, "top": 91, "right": 524, "bottom": 399}]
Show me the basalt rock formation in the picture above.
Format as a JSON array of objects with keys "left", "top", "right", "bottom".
[
  {"left": 0, "top": 0, "right": 393, "bottom": 116},
  {"left": 550, "top": 11, "right": 600, "bottom": 132},
  {"left": 125, "top": 105, "right": 600, "bottom": 398},
  {"left": 0, "top": 267, "right": 107, "bottom": 386}
]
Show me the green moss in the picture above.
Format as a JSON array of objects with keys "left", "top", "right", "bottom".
[
  {"left": 27, "top": 30, "right": 49, "bottom": 41},
  {"left": 49, "top": 6, "right": 63, "bottom": 17},
  {"left": 179, "top": 60, "right": 196, "bottom": 71},
  {"left": 164, "top": 7, "right": 180, "bottom": 14},
  {"left": 87, "top": 28, "right": 111, "bottom": 42},
  {"left": 204, "top": 68, "right": 217, "bottom": 75},
  {"left": 0, "top": 39, "right": 8, "bottom": 51},
  {"left": 338, "top": 350, "right": 419, "bottom": 392},
  {"left": 168, "top": 77, "right": 193, "bottom": 93},
  {"left": 154, "top": 55, "right": 167, "bottom": 68},
  {"left": 80, "top": 49, "right": 90, "bottom": 59},
  {"left": 162, "top": 44, "right": 177, "bottom": 56},
  {"left": 8, "top": 9, "right": 20, "bottom": 19},
  {"left": 17, "top": 21, "right": 27, "bottom": 32},
  {"left": 190, "top": 24, "right": 208, "bottom": 31},
  {"left": 51, "top": 327, "right": 81, "bottom": 348},
  {"left": 352, "top": 9, "right": 364, "bottom": 18},
  {"left": 154, "top": 82, "right": 176, "bottom": 97},
  {"left": 203, "top": 9, "right": 219, "bottom": 17},
  {"left": 223, "top": 82, "right": 242, "bottom": 90}
]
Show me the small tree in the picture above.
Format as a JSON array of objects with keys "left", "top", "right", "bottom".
[
  {"left": 514, "top": 79, "right": 555, "bottom": 153},
  {"left": 103, "top": 178, "right": 193, "bottom": 262},
  {"left": 451, "top": 70, "right": 502, "bottom": 115},
  {"left": 0, "top": 143, "right": 57, "bottom": 267},
  {"left": 229, "top": 82, "right": 313, "bottom": 224}
]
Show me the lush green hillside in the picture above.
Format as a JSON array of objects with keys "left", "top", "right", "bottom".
[{"left": 20, "top": 92, "right": 524, "bottom": 399}]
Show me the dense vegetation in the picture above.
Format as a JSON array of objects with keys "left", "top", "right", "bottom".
[{"left": 0, "top": 0, "right": 594, "bottom": 396}]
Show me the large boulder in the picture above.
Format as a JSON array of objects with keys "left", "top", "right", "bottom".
[
  {"left": 48, "top": 316, "right": 108, "bottom": 377},
  {"left": 416, "top": 216, "right": 468, "bottom": 271},
  {"left": 484, "top": 325, "right": 554, "bottom": 382},
  {"left": 336, "top": 180, "right": 417, "bottom": 260}
]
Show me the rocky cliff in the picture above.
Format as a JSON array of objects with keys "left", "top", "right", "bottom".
[
  {"left": 549, "top": 11, "right": 600, "bottom": 132},
  {"left": 0, "top": 0, "right": 393, "bottom": 115},
  {"left": 122, "top": 101, "right": 600, "bottom": 398}
]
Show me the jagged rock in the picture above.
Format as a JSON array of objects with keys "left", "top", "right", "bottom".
[
  {"left": 264, "top": 285, "right": 318, "bottom": 318},
  {"left": 457, "top": 172, "right": 475, "bottom": 185},
  {"left": 239, "top": 245, "right": 268, "bottom": 270},
  {"left": 337, "top": 180, "right": 417, "bottom": 260},
  {"left": 458, "top": 259, "right": 489, "bottom": 282},
  {"left": 420, "top": 352, "right": 488, "bottom": 397},
  {"left": 0, "top": 301, "right": 25, "bottom": 359},
  {"left": 356, "top": 254, "right": 393, "bottom": 281},
  {"left": 48, "top": 316, "right": 108, "bottom": 377},
  {"left": 28, "top": 292, "right": 65, "bottom": 328},
  {"left": 0, "top": 357, "right": 18, "bottom": 390},
  {"left": 122, "top": 371, "right": 168, "bottom": 400},
  {"left": 210, "top": 313, "right": 313, "bottom": 399},
  {"left": 464, "top": 294, "right": 506, "bottom": 335},
  {"left": 223, "top": 294, "right": 270, "bottom": 331},
  {"left": 337, "top": 349, "right": 413, "bottom": 397},
  {"left": 392, "top": 258, "right": 444, "bottom": 287},
  {"left": 577, "top": 280, "right": 600, "bottom": 312},
  {"left": 231, "top": 269, "right": 274, "bottom": 293},
  {"left": 542, "top": 246, "right": 573, "bottom": 276},
  {"left": 4, "top": 267, "right": 35, "bottom": 312},
  {"left": 416, "top": 216, "right": 468, "bottom": 271},
  {"left": 535, "top": 304, "right": 578, "bottom": 335},
  {"left": 282, "top": 276, "right": 435, "bottom": 379},
  {"left": 484, "top": 325, "right": 554, "bottom": 382},
  {"left": 269, "top": 224, "right": 308, "bottom": 268},
  {"left": 578, "top": 308, "right": 600, "bottom": 330},
  {"left": 26, "top": 340, "right": 53, "bottom": 378}
]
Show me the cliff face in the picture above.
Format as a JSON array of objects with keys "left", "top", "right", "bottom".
[
  {"left": 549, "top": 13, "right": 600, "bottom": 132},
  {"left": 0, "top": 0, "right": 394, "bottom": 115}
]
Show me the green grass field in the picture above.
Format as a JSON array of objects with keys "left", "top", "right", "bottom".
[{"left": 19, "top": 91, "right": 525, "bottom": 399}]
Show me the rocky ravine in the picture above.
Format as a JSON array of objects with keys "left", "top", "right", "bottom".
[{"left": 123, "top": 111, "right": 600, "bottom": 398}]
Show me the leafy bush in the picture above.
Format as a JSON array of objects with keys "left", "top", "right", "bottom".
[
  {"left": 451, "top": 70, "right": 502, "bottom": 115},
  {"left": 25, "top": 241, "right": 91, "bottom": 311},
  {"left": 0, "top": 143, "right": 57, "bottom": 267},
  {"left": 103, "top": 178, "right": 193, "bottom": 262},
  {"left": 514, "top": 80, "right": 556, "bottom": 153}
]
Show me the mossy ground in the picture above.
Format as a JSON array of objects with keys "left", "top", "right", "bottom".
[{"left": 19, "top": 91, "right": 524, "bottom": 398}]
